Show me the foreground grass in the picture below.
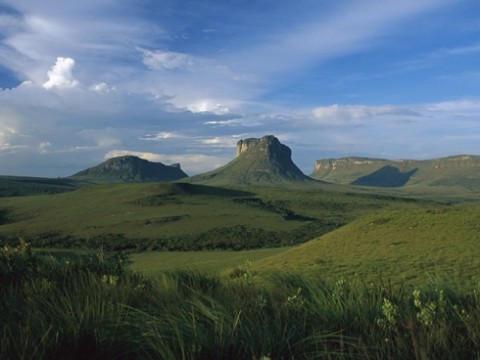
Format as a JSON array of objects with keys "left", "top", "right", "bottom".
[{"left": 3, "top": 242, "right": 480, "bottom": 359}]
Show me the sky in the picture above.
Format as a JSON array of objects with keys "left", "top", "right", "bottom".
[{"left": 1, "top": 0, "right": 480, "bottom": 177}]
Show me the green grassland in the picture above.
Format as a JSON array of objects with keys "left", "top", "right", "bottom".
[
  {"left": 119, "top": 194, "right": 480, "bottom": 289},
  {"left": 128, "top": 247, "right": 288, "bottom": 275},
  {"left": 3, "top": 175, "right": 480, "bottom": 358},
  {"left": 3, "top": 243, "right": 480, "bottom": 359},
  {"left": 250, "top": 203, "right": 480, "bottom": 287},
  {"left": 0, "top": 181, "right": 413, "bottom": 251}
]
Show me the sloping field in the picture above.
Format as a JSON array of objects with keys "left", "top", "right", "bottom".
[
  {"left": 252, "top": 203, "right": 480, "bottom": 287},
  {"left": 0, "top": 182, "right": 404, "bottom": 250}
]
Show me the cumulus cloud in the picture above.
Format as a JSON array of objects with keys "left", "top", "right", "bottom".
[
  {"left": 187, "top": 100, "right": 230, "bottom": 115},
  {"left": 42, "top": 57, "right": 79, "bottom": 90},
  {"left": 89, "top": 82, "right": 115, "bottom": 93},
  {"left": 104, "top": 150, "right": 230, "bottom": 174}
]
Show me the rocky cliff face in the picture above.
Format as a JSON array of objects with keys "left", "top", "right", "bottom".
[
  {"left": 235, "top": 135, "right": 291, "bottom": 160},
  {"left": 188, "top": 135, "right": 313, "bottom": 185},
  {"left": 70, "top": 156, "right": 188, "bottom": 183}
]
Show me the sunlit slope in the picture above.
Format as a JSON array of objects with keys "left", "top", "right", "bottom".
[
  {"left": 0, "top": 182, "right": 404, "bottom": 250},
  {"left": 253, "top": 204, "right": 480, "bottom": 285}
]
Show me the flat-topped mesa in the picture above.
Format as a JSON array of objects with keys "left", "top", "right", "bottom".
[
  {"left": 69, "top": 155, "right": 188, "bottom": 183},
  {"left": 187, "top": 135, "right": 313, "bottom": 185},
  {"left": 235, "top": 135, "right": 291, "bottom": 160},
  {"left": 311, "top": 155, "right": 480, "bottom": 187}
]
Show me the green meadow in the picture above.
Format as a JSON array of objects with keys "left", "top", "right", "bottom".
[
  {"left": 2, "top": 178, "right": 480, "bottom": 358},
  {"left": 0, "top": 182, "right": 410, "bottom": 250}
]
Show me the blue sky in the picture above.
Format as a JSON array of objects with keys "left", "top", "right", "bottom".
[{"left": 1, "top": 0, "right": 480, "bottom": 177}]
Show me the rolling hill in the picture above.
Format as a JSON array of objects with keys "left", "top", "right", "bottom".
[
  {"left": 252, "top": 203, "right": 480, "bottom": 286},
  {"left": 0, "top": 180, "right": 413, "bottom": 250}
]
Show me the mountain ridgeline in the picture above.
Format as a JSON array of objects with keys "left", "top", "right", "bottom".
[
  {"left": 187, "top": 135, "right": 314, "bottom": 185},
  {"left": 69, "top": 156, "right": 188, "bottom": 183},
  {"left": 310, "top": 156, "right": 480, "bottom": 188}
]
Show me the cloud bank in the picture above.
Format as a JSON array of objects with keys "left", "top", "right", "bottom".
[{"left": 0, "top": 0, "right": 479, "bottom": 177}]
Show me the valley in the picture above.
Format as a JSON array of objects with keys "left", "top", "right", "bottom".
[{"left": 2, "top": 135, "right": 480, "bottom": 359}]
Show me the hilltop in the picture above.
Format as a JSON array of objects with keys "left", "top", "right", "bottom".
[
  {"left": 69, "top": 155, "right": 188, "bottom": 184},
  {"left": 311, "top": 155, "right": 480, "bottom": 189},
  {"left": 188, "top": 135, "right": 314, "bottom": 185}
]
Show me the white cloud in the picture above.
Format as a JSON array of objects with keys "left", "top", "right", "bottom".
[
  {"left": 187, "top": 100, "right": 230, "bottom": 115},
  {"left": 227, "top": 0, "right": 453, "bottom": 79},
  {"left": 203, "top": 119, "right": 241, "bottom": 126},
  {"left": 423, "top": 99, "right": 480, "bottom": 116},
  {"left": 104, "top": 150, "right": 230, "bottom": 174},
  {"left": 311, "top": 104, "right": 417, "bottom": 125},
  {"left": 142, "top": 49, "right": 193, "bottom": 71},
  {"left": 140, "top": 132, "right": 182, "bottom": 141},
  {"left": 39, "top": 141, "right": 52, "bottom": 154},
  {"left": 198, "top": 136, "right": 240, "bottom": 147},
  {"left": 42, "top": 57, "right": 79, "bottom": 90},
  {"left": 89, "top": 82, "right": 115, "bottom": 93}
]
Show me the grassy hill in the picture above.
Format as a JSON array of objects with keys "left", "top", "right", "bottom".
[
  {"left": 311, "top": 155, "right": 480, "bottom": 189},
  {"left": 251, "top": 203, "right": 480, "bottom": 287},
  {"left": 0, "top": 181, "right": 416, "bottom": 251}
]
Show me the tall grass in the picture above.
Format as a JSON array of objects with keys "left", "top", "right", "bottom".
[{"left": 2, "top": 242, "right": 480, "bottom": 359}]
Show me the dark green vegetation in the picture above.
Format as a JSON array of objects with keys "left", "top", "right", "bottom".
[
  {"left": 0, "top": 182, "right": 402, "bottom": 251},
  {"left": 3, "top": 242, "right": 480, "bottom": 359},
  {"left": 69, "top": 155, "right": 188, "bottom": 183},
  {"left": 0, "top": 175, "right": 82, "bottom": 197}
]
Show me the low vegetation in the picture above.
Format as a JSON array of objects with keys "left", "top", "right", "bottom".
[
  {"left": 2, "top": 241, "right": 480, "bottom": 359},
  {"left": 0, "top": 176, "right": 82, "bottom": 197},
  {"left": 0, "top": 182, "right": 408, "bottom": 251},
  {"left": 253, "top": 203, "right": 480, "bottom": 288}
]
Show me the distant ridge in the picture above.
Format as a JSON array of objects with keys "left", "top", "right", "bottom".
[
  {"left": 69, "top": 156, "right": 188, "bottom": 183},
  {"left": 188, "top": 135, "right": 314, "bottom": 185},
  {"left": 311, "top": 155, "right": 480, "bottom": 188}
]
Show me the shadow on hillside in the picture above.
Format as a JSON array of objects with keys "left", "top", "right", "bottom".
[{"left": 351, "top": 166, "right": 418, "bottom": 187}]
